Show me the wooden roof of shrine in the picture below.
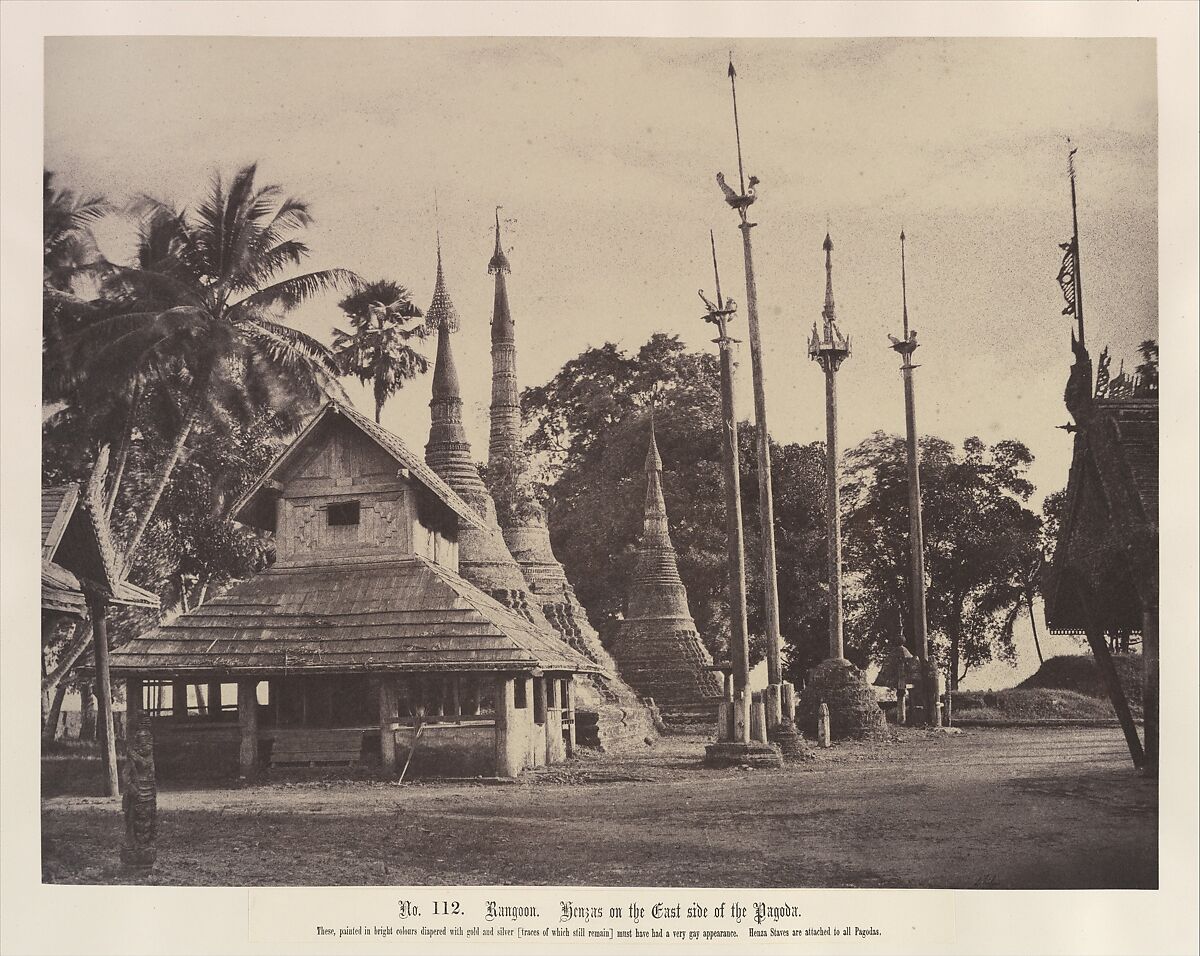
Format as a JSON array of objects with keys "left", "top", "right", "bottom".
[
  {"left": 1043, "top": 389, "right": 1158, "bottom": 636},
  {"left": 108, "top": 554, "right": 598, "bottom": 678},
  {"left": 42, "top": 482, "right": 158, "bottom": 613}
]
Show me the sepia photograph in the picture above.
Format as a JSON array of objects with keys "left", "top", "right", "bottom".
[{"left": 3, "top": 3, "right": 1198, "bottom": 955}]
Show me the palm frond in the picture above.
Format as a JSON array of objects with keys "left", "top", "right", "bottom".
[{"left": 232, "top": 268, "right": 360, "bottom": 312}]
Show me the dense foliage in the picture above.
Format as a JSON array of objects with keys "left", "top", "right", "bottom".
[{"left": 526, "top": 335, "right": 1044, "bottom": 688}]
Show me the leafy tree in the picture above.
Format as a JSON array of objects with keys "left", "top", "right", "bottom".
[
  {"left": 842, "top": 432, "right": 1042, "bottom": 689},
  {"left": 331, "top": 280, "right": 429, "bottom": 424},
  {"left": 46, "top": 163, "right": 357, "bottom": 574}
]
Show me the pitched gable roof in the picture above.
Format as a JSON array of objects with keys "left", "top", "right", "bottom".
[{"left": 231, "top": 401, "right": 487, "bottom": 533}]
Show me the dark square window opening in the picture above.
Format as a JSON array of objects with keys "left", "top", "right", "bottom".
[
  {"left": 514, "top": 679, "right": 528, "bottom": 709},
  {"left": 327, "top": 501, "right": 360, "bottom": 526}
]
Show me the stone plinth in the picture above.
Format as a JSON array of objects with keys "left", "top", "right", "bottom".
[
  {"left": 702, "top": 741, "right": 783, "bottom": 769},
  {"left": 797, "top": 659, "right": 887, "bottom": 740}
]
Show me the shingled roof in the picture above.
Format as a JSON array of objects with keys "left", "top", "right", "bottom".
[
  {"left": 231, "top": 401, "right": 488, "bottom": 533},
  {"left": 108, "top": 554, "right": 598, "bottom": 678}
]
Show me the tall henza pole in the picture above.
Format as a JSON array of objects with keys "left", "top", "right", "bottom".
[
  {"left": 700, "top": 232, "right": 751, "bottom": 746},
  {"left": 801, "top": 233, "right": 886, "bottom": 740},
  {"left": 889, "top": 230, "right": 941, "bottom": 727},
  {"left": 717, "top": 56, "right": 786, "bottom": 729}
]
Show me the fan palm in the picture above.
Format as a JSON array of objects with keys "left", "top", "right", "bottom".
[
  {"left": 331, "top": 279, "right": 429, "bottom": 423},
  {"left": 58, "top": 163, "right": 358, "bottom": 572}
]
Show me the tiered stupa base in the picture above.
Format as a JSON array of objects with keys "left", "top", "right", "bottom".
[
  {"left": 797, "top": 659, "right": 887, "bottom": 740},
  {"left": 608, "top": 619, "right": 723, "bottom": 723}
]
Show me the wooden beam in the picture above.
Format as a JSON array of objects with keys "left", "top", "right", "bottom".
[
  {"left": 88, "top": 596, "right": 119, "bottom": 796},
  {"left": 1084, "top": 625, "right": 1144, "bottom": 769}
]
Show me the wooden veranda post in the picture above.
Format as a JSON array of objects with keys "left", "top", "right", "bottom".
[
  {"left": 379, "top": 677, "right": 398, "bottom": 775},
  {"left": 237, "top": 679, "right": 260, "bottom": 778},
  {"left": 88, "top": 594, "right": 119, "bottom": 797}
]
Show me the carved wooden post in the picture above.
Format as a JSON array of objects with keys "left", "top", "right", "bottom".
[
  {"left": 379, "top": 677, "right": 397, "bottom": 775},
  {"left": 237, "top": 679, "right": 260, "bottom": 779},
  {"left": 120, "top": 720, "right": 157, "bottom": 870},
  {"left": 87, "top": 595, "right": 119, "bottom": 797}
]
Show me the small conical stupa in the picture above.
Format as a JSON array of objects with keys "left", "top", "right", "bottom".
[{"left": 609, "top": 417, "right": 724, "bottom": 717}]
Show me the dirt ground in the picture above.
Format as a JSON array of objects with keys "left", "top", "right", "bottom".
[{"left": 41, "top": 726, "right": 1156, "bottom": 888}]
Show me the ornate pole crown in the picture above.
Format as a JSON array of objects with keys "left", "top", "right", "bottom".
[
  {"left": 890, "top": 229, "right": 919, "bottom": 360},
  {"left": 810, "top": 232, "right": 851, "bottom": 367}
]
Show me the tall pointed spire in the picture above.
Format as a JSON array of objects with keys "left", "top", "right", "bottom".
[
  {"left": 488, "top": 209, "right": 520, "bottom": 473},
  {"left": 636, "top": 414, "right": 677, "bottom": 575},
  {"left": 610, "top": 414, "right": 723, "bottom": 712},
  {"left": 822, "top": 232, "right": 836, "bottom": 324},
  {"left": 425, "top": 236, "right": 486, "bottom": 497}
]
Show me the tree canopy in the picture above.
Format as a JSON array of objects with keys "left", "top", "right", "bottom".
[{"left": 526, "top": 335, "right": 1044, "bottom": 689}]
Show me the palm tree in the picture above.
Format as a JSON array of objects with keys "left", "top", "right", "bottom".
[
  {"left": 57, "top": 163, "right": 358, "bottom": 572},
  {"left": 331, "top": 279, "right": 429, "bottom": 423},
  {"left": 44, "top": 169, "right": 109, "bottom": 292}
]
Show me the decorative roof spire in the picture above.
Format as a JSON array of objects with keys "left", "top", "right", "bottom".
[
  {"left": 489, "top": 209, "right": 520, "bottom": 468},
  {"left": 425, "top": 237, "right": 486, "bottom": 501},
  {"left": 488, "top": 207, "right": 510, "bottom": 275},
  {"left": 645, "top": 408, "right": 663, "bottom": 474},
  {"left": 425, "top": 233, "right": 459, "bottom": 333}
]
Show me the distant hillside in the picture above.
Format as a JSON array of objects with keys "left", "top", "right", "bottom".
[{"left": 1017, "top": 654, "right": 1142, "bottom": 714}]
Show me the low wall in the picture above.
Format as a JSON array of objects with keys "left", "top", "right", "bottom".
[{"left": 391, "top": 721, "right": 496, "bottom": 777}]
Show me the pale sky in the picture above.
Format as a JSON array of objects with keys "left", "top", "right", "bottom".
[{"left": 45, "top": 37, "right": 1158, "bottom": 688}]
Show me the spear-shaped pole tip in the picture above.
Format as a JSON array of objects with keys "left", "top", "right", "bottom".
[{"left": 710, "top": 229, "right": 724, "bottom": 309}]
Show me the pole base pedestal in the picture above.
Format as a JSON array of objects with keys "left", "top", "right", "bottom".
[
  {"left": 798, "top": 659, "right": 887, "bottom": 741},
  {"left": 703, "top": 741, "right": 783, "bottom": 769}
]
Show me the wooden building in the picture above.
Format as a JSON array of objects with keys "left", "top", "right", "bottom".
[
  {"left": 1043, "top": 342, "right": 1158, "bottom": 774},
  {"left": 42, "top": 479, "right": 158, "bottom": 792},
  {"left": 108, "top": 402, "right": 596, "bottom": 779}
]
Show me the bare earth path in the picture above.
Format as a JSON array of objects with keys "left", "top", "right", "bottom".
[{"left": 41, "top": 726, "right": 1156, "bottom": 888}]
